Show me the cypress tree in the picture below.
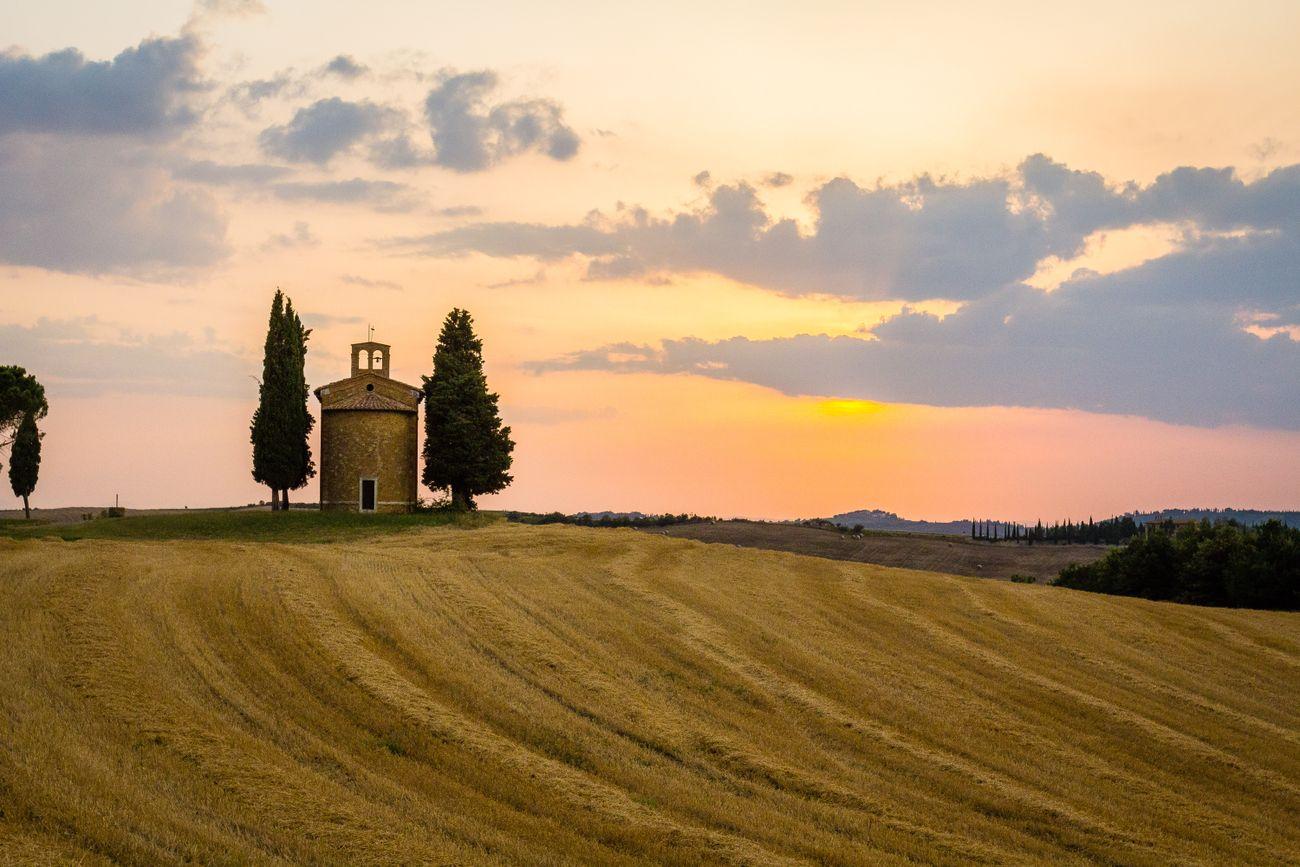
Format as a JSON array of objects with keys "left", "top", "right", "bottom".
[
  {"left": 281, "top": 299, "right": 316, "bottom": 509},
  {"left": 250, "top": 290, "right": 314, "bottom": 511},
  {"left": 422, "top": 309, "right": 515, "bottom": 510},
  {"left": 8, "top": 410, "right": 41, "bottom": 519}
]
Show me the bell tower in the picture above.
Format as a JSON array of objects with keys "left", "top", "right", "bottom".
[{"left": 351, "top": 341, "right": 391, "bottom": 378}]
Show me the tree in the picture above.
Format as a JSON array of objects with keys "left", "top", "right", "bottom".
[
  {"left": 250, "top": 291, "right": 315, "bottom": 511},
  {"left": 281, "top": 298, "right": 315, "bottom": 509},
  {"left": 8, "top": 410, "right": 41, "bottom": 519},
  {"left": 0, "top": 366, "right": 47, "bottom": 477},
  {"left": 422, "top": 308, "right": 515, "bottom": 510}
]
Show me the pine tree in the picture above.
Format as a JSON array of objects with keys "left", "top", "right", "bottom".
[
  {"left": 422, "top": 309, "right": 515, "bottom": 510},
  {"left": 8, "top": 410, "right": 41, "bottom": 519}
]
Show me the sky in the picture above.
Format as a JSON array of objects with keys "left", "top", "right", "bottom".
[{"left": 1, "top": 0, "right": 1298, "bottom": 520}]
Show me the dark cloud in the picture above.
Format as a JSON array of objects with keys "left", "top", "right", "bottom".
[
  {"left": 423, "top": 70, "right": 581, "bottom": 172},
  {"left": 259, "top": 97, "right": 398, "bottom": 164},
  {"left": 513, "top": 155, "right": 1300, "bottom": 430},
  {"left": 324, "top": 55, "right": 367, "bottom": 79},
  {"left": 529, "top": 230, "right": 1300, "bottom": 430},
  {"left": 693, "top": 170, "right": 711, "bottom": 187},
  {"left": 0, "top": 36, "right": 205, "bottom": 136},
  {"left": 0, "top": 137, "right": 227, "bottom": 273},
  {"left": 531, "top": 301, "right": 1299, "bottom": 431},
  {"left": 403, "top": 156, "right": 1300, "bottom": 304},
  {"left": 368, "top": 133, "right": 432, "bottom": 169},
  {"left": 763, "top": 172, "right": 793, "bottom": 188},
  {"left": 174, "top": 159, "right": 291, "bottom": 185}
]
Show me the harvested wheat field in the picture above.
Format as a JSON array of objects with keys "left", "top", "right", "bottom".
[{"left": 1, "top": 523, "right": 1299, "bottom": 865}]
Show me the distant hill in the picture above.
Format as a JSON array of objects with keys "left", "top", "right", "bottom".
[
  {"left": 831, "top": 507, "right": 1300, "bottom": 533},
  {"left": 829, "top": 508, "right": 971, "bottom": 535}
]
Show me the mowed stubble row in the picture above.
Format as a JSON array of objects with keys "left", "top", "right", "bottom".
[{"left": 1, "top": 523, "right": 1298, "bottom": 864}]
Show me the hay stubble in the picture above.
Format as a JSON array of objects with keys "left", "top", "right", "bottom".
[{"left": 1, "top": 524, "right": 1297, "bottom": 864}]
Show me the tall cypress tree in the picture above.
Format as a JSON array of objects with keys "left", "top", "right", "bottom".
[
  {"left": 250, "top": 291, "right": 305, "bottom": 510},
  {"left": 8, "top": 410, "right": 41, "bottom": 519},
  {"left": 281, "top": 299, "right": 315, "bottom": 509},
  {"left": 422, "top": 309, "right": 514, "bottom": 510}
]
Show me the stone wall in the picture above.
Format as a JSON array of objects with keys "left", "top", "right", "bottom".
[{"left": 319, "top": 410, "right": 419, "bottom": 512}]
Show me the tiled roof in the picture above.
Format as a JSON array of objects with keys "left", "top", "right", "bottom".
[{"left": 324, "top": 391, "right": 414, "bottom": 411}]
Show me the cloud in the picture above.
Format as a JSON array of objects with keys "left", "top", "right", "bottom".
[
  {"left": 763, "top": 172, "right": 793, "bottom": 188},
  {"left": 195, "top": 0, "right": 266, "bottom": 18},
  {"left": 0, "top": 35, "right": 205, "bottom": 136},
  {"left": 0, "top": 317, "right": 250, "bottom": 397},
  {"left": 0, "top": 137, "right": 228, "bottom": 273},
  {"left": 324, "top": 55, "right": 367, "bottom": 79},
  {"left": 269, "top": 177, "right": 417, "bottom": 210},
  {"left": 174, "top": 159, "right": 291, "bottom": 184},
  {"left": 400, "top": 156, "right": 1300, "bottom": 304},
  {"left": 259, "top": 97, "right": 398, "bottom": 164},
  {"left": 367, "top": 133, "right": 432, "bottom": 169},
  {"left": 436, "top": 204, "right": 484, "bottom": 218},
  {"left": 422, "top": 69, "right": 581, "bottom": 172},
  {"left": 226, "top": 71, "right": 305, "bottom": 115},
  {"left": 693, "top": 170, "right": 711, "bottom": 187},
  {"left": 260, "top": 221, "right": 318, "bottom": 251},
  {"left": 485, "top": 268, "right": 546, "bottom": 289},
  {"left": 300, "top": 311, "right": 364, "bottom": 328},
  {"left": 529, "top": 237, "right": 1300, "bottom": 430},
  {"left": 510, "top": 155, "right": 1300, "bottom": 430},
  {"left": 341, "top": 274, "right": 402, "bottom": 291},
  {"left": 391, "top": 221, "right": 616, "bottom": 259}
]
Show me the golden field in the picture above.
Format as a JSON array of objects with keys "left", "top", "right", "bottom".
[{"left": 1, "top": 522, "right": 1298, "bottom": 865}]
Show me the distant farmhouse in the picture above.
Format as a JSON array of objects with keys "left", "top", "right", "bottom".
[{"left": 314, "top": 341, "right": 422, "bottom": 512}]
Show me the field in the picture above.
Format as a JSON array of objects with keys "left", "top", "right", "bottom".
[
  {"left": 653, "top": 520, "right": 1108, "bottom": 582},
  {"left": 1, "top": 521, "right": 1299, "bottom": 864}
]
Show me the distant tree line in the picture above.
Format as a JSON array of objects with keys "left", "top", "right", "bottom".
[
  {"left": 1055, "top": 520, "right": 1300, "bottom": 610},
  {"left": 971, "top": 515, "right": 1141, "bottom": 545},
  {"left": 506, "top": 512, "right": 717, "bottom": 529},
  {"left": 1, "top": 366, "right": 47, "bottom": 519}
]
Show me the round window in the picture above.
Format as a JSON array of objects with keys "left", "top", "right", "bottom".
[{"left": 366, "top": 383, "right": 375, "bottom": 392}]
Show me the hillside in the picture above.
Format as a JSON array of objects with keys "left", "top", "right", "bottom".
[
  {"left": 830, "top": 508, "right": 971, "bottom": 535},
  {"left": 1, "top": 523, "right": 1298, "bottom": 864},
  {"left": 654, "top": 520, "right": 1107, "bottom": 582}
]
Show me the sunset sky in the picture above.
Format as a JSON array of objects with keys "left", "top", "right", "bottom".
[{"left": 2, "top": 0, "right": 1298, "bottom": 520}]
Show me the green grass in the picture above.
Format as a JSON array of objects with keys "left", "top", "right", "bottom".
[{"left": 0, "top": 508, "right": 495, "bottom": 543}]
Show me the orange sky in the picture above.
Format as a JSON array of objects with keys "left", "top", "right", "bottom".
[{"left": 1, "top": 0, "right": 1298, "bottom": 519}]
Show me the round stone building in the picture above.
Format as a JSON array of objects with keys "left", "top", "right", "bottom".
[{"left": 314, "top": 341, "right": 422, "bottom": 512}]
